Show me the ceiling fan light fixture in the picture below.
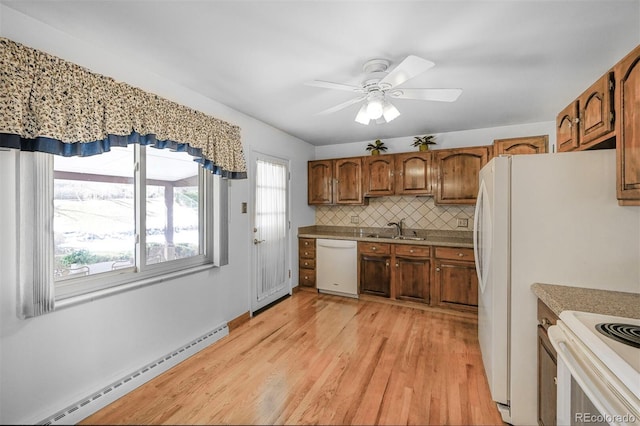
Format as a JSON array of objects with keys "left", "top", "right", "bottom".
[
  {"left": 365, "top": 98, "right": 384, "bottom": 120},
  {"left": 355, "top": 103, "right": 370, "bottom": 125},
  {"left": 382, "top": 101, "right": 400, "bottom": 122}
]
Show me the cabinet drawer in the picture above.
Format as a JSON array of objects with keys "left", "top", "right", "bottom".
[
  {"left": 299, "top": 238, "right": 316, "bottom": 251},
  {"left": 435, "top": 246, "right": 475, "bottom": 262},
  {"left": 358, "top": 242, "right": 391, "bottom": 255},
  {"left": 299, "top": 258, "right": 316, "bottom": 269},
  {"left": 300, "top": 249, "right": 316, "bottom": 259},
  {"left": 394, "top": 244, "right": 430, "bottom": 257},
  {"left": 299, "top": 267, "right": 316, "bottom": 288}
]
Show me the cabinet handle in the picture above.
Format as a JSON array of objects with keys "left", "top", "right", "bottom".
[
  {"left": 304, "top": 241, "right": 309, "bottom": 246},
  {"left": 410, "top": 249, "right": 414, "bottom": 253},
  {"left": 458, "top": 253, "right": 464, "bottom": 257},
  {"left": 372, "top": 246, "right": 377, "bottom": 251},
  {"left": 304, "top": 262, "right": 309, "bottom": 266},
  {"left": 304, "top": 251, "right": 309, "bottom": 255},
  {"left": 553, "top": 377, "right": 558, "bottom": 385},
  {"left": 436, "top": 267, "right": 441, "bottom": 272},
  {"left": 395, "top": 263, "right": 399, "bottom": 267},
  {"left": 386, "top": 261, "right": 390, "bottom": 267}
]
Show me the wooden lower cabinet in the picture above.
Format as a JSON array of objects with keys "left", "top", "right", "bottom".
[
  {"left": 432, "top": 247, "right": 478, "bottom": 311},
  {"left": 360, "top": 254, "right": 391, "bottom": 297},
  {"left": 394, "top": 244, "right": 431, "bottom": 303},
  {"left": 359, "top": 242, "right": 432, "bottom": 304},
  {"left": 537, "top": 299, "right": 559, "bottom": 426},
  {"left": 298, "top": 238, "right": 316, "bottom": 288}
]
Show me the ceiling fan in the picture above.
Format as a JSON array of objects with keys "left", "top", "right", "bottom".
[{"left": 306, "top": 55, "right": 462, "bottom": 125}]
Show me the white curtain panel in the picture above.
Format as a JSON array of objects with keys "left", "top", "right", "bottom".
[
  {"left": 18, "top": 152, "right": 55, "bottom": 318},
  {"left": 255, "top": 159, "right": 287, "bottom": 301}
]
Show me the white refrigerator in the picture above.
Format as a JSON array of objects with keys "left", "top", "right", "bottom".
[{"left": 473, "top": 149, "right": 640, "bottom": 425}]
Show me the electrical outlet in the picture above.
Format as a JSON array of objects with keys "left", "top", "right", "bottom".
[
  {"left": 350, "top": 215, "right": 360, "bottom": 224},
  {"left": 457, "top": 218, "right": 469, "bottom": 228}
]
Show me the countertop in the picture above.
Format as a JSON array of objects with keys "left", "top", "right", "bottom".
[
  {"left": 531, "top": 283, "right": 640, "bottom": 319},
  {"left": 298, "top": 225, "right": 473, "bottom": 248}
]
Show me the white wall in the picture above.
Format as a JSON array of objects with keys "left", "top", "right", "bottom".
[
  {"left": 315, "top": 121, "right": 556, "bottom": 159},
  {"left": 0, "top": 6, "right": 315, "bottom": 424}
]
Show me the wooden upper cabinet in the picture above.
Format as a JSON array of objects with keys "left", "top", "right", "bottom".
[
  {"left": 493, "top": 135, "right": 549, "bottom": 156},
  {"left": 308, "top": 160, "right": 334, "bottom": 205},
  {"left": 364, "top": 155, "right": 395, "bottom": 196},
  {"left": 578, "top": 72, "right": 614, "bottom": 147},
  {"left": 395, "top": 152, "right": 433, "bottom": 195},
  {"left": 308, "top": 157, "right": 365, "bottom": 205},
  {"left": 433, "top": 146, "right": 490, "bottom": 205},
  {"left": 334, "top": 158, "right": 364, "bottom": 204},
  {"left": 557, "top": 102, "right": 580, "bottom": 152},
  {"left": 557, "top": 72, "right": 614, "bottom": 152},
  {"left": 615, "top": 44, "right": 640, "bottom": 205}
]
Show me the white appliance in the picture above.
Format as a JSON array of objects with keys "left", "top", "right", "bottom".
[
  {"left": 548, "top": 311, "right": 640, "bottom": 426},
  {"left": 473, "top": 150, "right": 640, "bottom": 425},
  {"left": 316, "top": 239, "right": 358, "bottom": 298}
]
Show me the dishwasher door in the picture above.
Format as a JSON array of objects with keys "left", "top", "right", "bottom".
[{"left": 316, "top": 239, "right": 358, "bottom": 298}]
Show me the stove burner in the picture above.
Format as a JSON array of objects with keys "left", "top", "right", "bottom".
[{"left": 595, "top": 323, "right": 640, "bottom": 349}]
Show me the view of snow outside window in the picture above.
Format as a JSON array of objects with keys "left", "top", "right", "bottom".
[{"left": 54, "top": 146, "right": 200, "bottom": 280}]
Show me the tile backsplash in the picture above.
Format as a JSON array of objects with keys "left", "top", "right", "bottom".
[{"left": 315, "top": 196, "right": 475, "bottom": 231}]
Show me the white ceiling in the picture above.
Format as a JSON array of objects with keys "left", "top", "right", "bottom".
[{"left": 3, "top": 1, "right": 639, "bottom": 146}]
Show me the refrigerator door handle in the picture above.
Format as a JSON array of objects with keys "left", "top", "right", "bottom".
[{"left": 473, "top": 179, "right": 491, "bottom": 293}]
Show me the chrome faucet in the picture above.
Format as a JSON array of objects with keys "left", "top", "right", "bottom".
[{"left": 387, "top": 218, "right": 405, "bottom": 237}]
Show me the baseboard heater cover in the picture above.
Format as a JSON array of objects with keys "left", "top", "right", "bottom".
[{"left": 39, "top": 323, "right": 229, "bottom": 425}]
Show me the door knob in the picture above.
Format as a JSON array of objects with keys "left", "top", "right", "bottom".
[{"left": 254, "top": 239, "right": 265, "bottom": 245}]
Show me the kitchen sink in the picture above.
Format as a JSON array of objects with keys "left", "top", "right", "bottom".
[{"left": 365, "top": 234, "right": 426, "bottom": 241}]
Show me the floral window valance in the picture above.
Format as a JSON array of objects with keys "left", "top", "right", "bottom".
[{"left": 0, "top": 37, "right": 247, "bottom": 178}]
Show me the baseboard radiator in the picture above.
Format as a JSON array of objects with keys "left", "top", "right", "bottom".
[{"left": 39, "top": 323, "right": 229, "bottom": 425}]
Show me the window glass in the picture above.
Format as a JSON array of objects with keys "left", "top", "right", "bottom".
[
  {"left": 145, "top": 148, "right": 201, "bottom": 265},
  {"left": 54, "top": 146, "right": 135, "bottom": 280}
]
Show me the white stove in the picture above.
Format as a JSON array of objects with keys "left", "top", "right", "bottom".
[{"left": 549, "top": 311, "right": 640, "bottom": 425}]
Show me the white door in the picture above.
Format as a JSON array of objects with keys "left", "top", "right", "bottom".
[{"left": 251, "top": 154, "right": 290, "bottom": 313}]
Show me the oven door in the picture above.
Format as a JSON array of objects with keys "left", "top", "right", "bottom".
[{"left": 548, "top": 323, "right": 640, "bottom": 426}]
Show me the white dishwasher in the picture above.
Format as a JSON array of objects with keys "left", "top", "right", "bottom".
[{"left": 316, "top": 239, "right": 358, "bottom": 298}]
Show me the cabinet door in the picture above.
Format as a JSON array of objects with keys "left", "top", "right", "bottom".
[
  {"left": 395, "top": 256, "right": 430, "bottom": 303},
  {"left": 334, "top": 158, "right": 364, "bottom": 204},
  {"left": 556, "top": 102, "right": 580, "bottom": 152},
  {"left": 395, "top": 152, "right": 432, "bottom": 195},
  {"left": 434, "top": 259, "right": 478, "bottom": 309},
  {"left": 493, "top": 135, "right": 549, "bottom": 155},
  {"left": 364, "top": 155, "right": 395, "bottom": 196},
  {"left": 360, "top": 255, "right": 391, "bottom": 297},
  {"left": 616, "top": 45, "right": 640, "bottom": 205},
  {"left": 538, "top": 326, "right": 557, "bottom": 426},
  {"left": 578, "top": 72, "right": 614, "bottom": 147},
  {"left": 434, "top": 147, "right": 489, "bottom": 205},
  {"left": 308, "top": 160, "right": 333, "bottom": 205}
]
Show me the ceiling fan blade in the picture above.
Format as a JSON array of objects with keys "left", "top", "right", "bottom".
[
  {"left": 388, "top": 88, "right": 462, "bottom": 102},
  {"left": 317, "top": 96, "right": 366, "bottom": 115},
  {"left": 379, "top": 55, "right": 435, "bottom": 89},
  {"left": 305, "top": 80, "right": 365, "bottom": 93}
]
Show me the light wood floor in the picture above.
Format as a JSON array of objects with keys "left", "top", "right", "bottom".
[{"left": 82, "top": 292, "right": 504, "bottom": 425}]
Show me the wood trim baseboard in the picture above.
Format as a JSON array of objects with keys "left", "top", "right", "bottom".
[{"left": 227, "top": 311, "right": 250, "bottom": 332}]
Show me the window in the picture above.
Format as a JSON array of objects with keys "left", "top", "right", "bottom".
[{"left": 48, "top": 145, "right": 224, "bottom": 300}]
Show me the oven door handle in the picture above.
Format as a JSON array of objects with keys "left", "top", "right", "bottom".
[{"left": 548, "top": 325, "right": 639, "bottom": 425}]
